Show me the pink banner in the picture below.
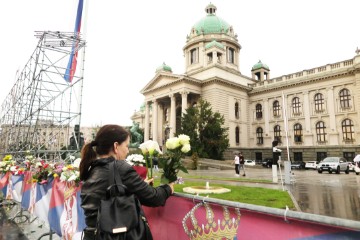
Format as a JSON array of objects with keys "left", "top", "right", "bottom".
[{"left": 144, "top": 196, "right": 359, "bottom": 240}]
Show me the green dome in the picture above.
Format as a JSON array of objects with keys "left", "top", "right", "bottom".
[
  {"left": 192, "top": 3, "right": 231, "bottom": 35},
  {"left": 205, "top": 40, "right": 224, "bottom": 49},
  {"left": 252, "top": 60, "right": 270, "bottom": 71},
  {"left": 156, "top": 62, "right": 172, "bottom": 73},
  {"left": 139, "top": 103, "right": 145, "bottom": 112}
]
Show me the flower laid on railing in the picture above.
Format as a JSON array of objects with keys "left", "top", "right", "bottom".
[
  {"left": 139, "top": 140, "right": 162, "bottom": 179},
  {"left": 0, "top": 155, "right": 16, "bottom": 174},
  {"left": 125, "top": 154, "right": 146, "bottom": 166},
  {"left": 160, "top": 134, "right": 190, "bottom": 184},
  {"left": 31, "top": 159, "right": 57, "bottom": 184},
  {"left": 24, "top": 154, "right": 36, "bottom": 170},
  {"left": 10, "top": 165, "right": 25, "bottom": 175},
  {"left": 59, "top": 158, "right": 80, "bottom": 184}
]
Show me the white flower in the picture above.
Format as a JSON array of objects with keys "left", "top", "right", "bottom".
[
  {"left": 73, "top": 158, "right": 81, "bottom": 168},
  {"left": 178, "top": 134, "right": 190, "bottom": 145},
  {"left": 36, "top": 162, "right": 42, "bottom": 167},
  {"left": 0, "top": 162, "right": 5, "bottom": 167},
  {"left": 68, "top": 173, "right": 78, "bottom": 182},
  {"left": 181, "top": 143, "right": 191, "bottom": 153},
  {"left": 60, "top": 173, "right": 67, "bottom": 181},
  {"left": 69, "top": 155, "right": 75, "bottom": 160},
  {"left": 139, "top": 140, "right": 162, "bottom": 155},
  {"left": 10, "top": 166, "right": 18, "bottom": 172},
  {"left": 166, "top": 137, "right": 181, "bottom": 150},
  {"left": 126, "top": 154, "right": 145, "bottom": 166}
]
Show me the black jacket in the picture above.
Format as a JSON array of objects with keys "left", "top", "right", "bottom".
[{"left": 80, "top": 157, "right": 172, "bottom": 230}]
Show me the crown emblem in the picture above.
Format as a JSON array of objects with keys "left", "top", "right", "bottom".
[{"left": 182, "top": 202, "right": 241, "bottom": 239}]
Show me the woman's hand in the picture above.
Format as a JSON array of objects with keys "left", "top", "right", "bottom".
[
  {"left": 167, "top": 182, "right": 175, "bottom": 194},
  {"left": 145, "top": 177, "right": 154, "bottom": 185}
]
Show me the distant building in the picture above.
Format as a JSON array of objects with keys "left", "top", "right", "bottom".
[{"left": 131, "top": 3, "right": 360, "bottom": 161}]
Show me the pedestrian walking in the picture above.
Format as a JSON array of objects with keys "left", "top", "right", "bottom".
[
  {"left": 232, "top": 153, "right": 240, "bottom": 176},
  {"left": 239, "top": 152, "right": 246, "bottom": 176}
]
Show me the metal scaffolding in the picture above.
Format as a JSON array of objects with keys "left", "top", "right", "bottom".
[{"left": 0, "top": 31, "right": 86, "bottom": 160}]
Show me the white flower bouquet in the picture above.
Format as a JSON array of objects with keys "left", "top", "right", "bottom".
[{"left": 160, "top": 134, "right": 190, "bottom": 184}]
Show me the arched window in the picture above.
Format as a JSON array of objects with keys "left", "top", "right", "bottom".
[
  {"left": 339, "top": 88, "right": 351, "bottom": 109},
  {"left": 228, "top": 47, "right": 235, "bottom": 63},
  {"left": 235, "top": 126, "right": 240, "bottom": 145},
  {"left": 256, "top": 127, "right": 263, "bottom": 144},
  {"left": 314, "top": 93, "right": 324, "bottom": 112},
  {"left": 235, "top": 102, "right": 239, "bottom": 119},
  {"left": 342, "top": 118, "right": 354, "bottom": 141},
  {"left": 316, "top": 121, "right": 326, "bottom": 142},
  {"left": 292, "top": 97, "right": 301, "bottom": 115},
  {"left": 190, "top": 48, "right": 198, "bottom": 64},
  {"left": 256, "top": 104, "right": 262, "bottom": 119},
  {"left": 294, "top": 123, "right": 303, "bottom": 143},
  {"left": 274, "top": 125, "right": 281, "bottom": 143},
  {"left": 273, "top": 100, "right": 280, "bottom": 117}
]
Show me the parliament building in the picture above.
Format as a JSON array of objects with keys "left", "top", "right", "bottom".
[{"left": 131, "top": 3, "right": 360, "bottom": 162}]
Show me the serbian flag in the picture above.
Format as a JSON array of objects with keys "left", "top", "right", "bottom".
[
  {"left": 48, "top": 178, "right": 65, "bottom": 237},
  {"left": 64, "top": 0, "right": 84, "bottom": 82},
  {"left": 9, "top": 174, "right": 24, "bottom": 202},
  {"left": 34, "top": 178, "right": 54, "bottom": 223},
  {"left": 0, "top": 172, "right": 11, "bottom": 197},
  {"left": 21, "top": 171, "right": 37, "bottom": 212}
]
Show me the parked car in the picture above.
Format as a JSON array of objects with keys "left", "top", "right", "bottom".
[
  {"left": 244, "top": 159, "right": 255, "bottom": 166},
  {"left": 305, "top": 161, "right": 319, "bottom": 170},
  {"left": 291, "top": 161, "right": 305, "bottom": 169},
  {"left": 318, "top": 157, "right": 350, "bottom": 174},
  {"left": 262, "top": 158, "right": 273, "bottom": 168}
]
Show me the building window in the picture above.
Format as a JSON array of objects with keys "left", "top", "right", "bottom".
[
  {"left": 342, "top": 118, "right": 354, "bottom": 141},
  {"left": 190, "top": 48, "right": 198, "bottom": 64},
  {"left": 339, "top": 88, "right": 351, "bottom": 109},
  {"left": 314, "top": 93, "right": 324, "bottom": 112},
  {"left": 343, "top": 152, "right": 355, "bottom": 162},
  {"left": 255, "top": 152, "right": 262, "bottom": 164},
  {"left": 235, "top": 102, "right": 239, "bottom": 119},
  {"left": 292, "top": 97, "right": 301, "bottom": 115},
  {"left": 317, "top": 152, "right": 327, "bottom": 162},
  {"left": 274, "top": 125, "right": 282, "bottom": 143},
  {"left": 294, "top": 123, "right": 302, "bottom": 143},
  {"left": 256, "top": 127, "right": 263, "bottom": 145},
  {"left": 273, "top": 100, "right": 280, "bottom": 117},
  {"left": 256, "top": 104, "right": 262, "bottom": 119},
  {"left": 228, "top": 47, "right": 235, "bottom": 63},
  {"left": 294, "top": 152, "right": 303, "bottom": 161},
  {"left": 316, "top": 121, "right": 326, "bottom": 142},
  {"left": 235, "top": 126, "right": 240, "bottom": 145}
]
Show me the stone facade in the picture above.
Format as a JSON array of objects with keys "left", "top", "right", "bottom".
[{"left": 131, "top": 4, "right": 360, "bottom": 162}]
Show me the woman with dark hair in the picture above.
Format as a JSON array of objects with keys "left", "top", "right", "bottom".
[{"left": 80, "top": 124, "right": 174, "bottom": 240}]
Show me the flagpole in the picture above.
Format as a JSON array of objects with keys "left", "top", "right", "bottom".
[{"left": 282, "top": 91, "right": 290, "bottom": 162}]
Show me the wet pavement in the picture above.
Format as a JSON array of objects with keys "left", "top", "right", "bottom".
[{"left": 185, "top": 166, "right": 360, "bottom": 221}]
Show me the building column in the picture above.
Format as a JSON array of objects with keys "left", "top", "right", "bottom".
[
  {"left": 144, "top": 101, "right": 150, "bottom": 141},
  {"left": 152, "top": 99, "right": 158, "bottom": 142},
  {"left": 169, "top": 94, "right": 176, "bottom": 137},
  {"left": 264, "top": 99, "right": 269, "bottom": 135},
  {"left": 303, "top": 91, "right": 311, "bottom": 132},
  {"left": 327, "top": 87, "right": 336, "bottom": 131},
  {"left": 327, "top": 86, "right": 338, "bottom": 145},
  {"left": 181, "top": 91, "right": 188, "bottom": 117}
]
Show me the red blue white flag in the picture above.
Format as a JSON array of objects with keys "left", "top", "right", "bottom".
[{"left": 64, "top": 0, "right": 84, "bottom": 82}]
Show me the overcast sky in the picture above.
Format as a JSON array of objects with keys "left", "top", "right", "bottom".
[{"left": 0, "top": 0, "right": 359, "bottom": 127}]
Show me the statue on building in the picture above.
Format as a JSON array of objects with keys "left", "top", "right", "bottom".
[{"left": 130, "top": 122, "right": 143, "bottom": 148}]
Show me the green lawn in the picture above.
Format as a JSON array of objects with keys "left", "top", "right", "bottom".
[{"left": 154, "top": 175, "right": 295, "bottom": 210}]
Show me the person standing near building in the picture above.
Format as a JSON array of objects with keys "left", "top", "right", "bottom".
[
  {"left": 239, "top": 152, "right": 246, "bottom": 176},
  {"left": 233, "top": 153, "right": 240, "bottom": 176}
]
